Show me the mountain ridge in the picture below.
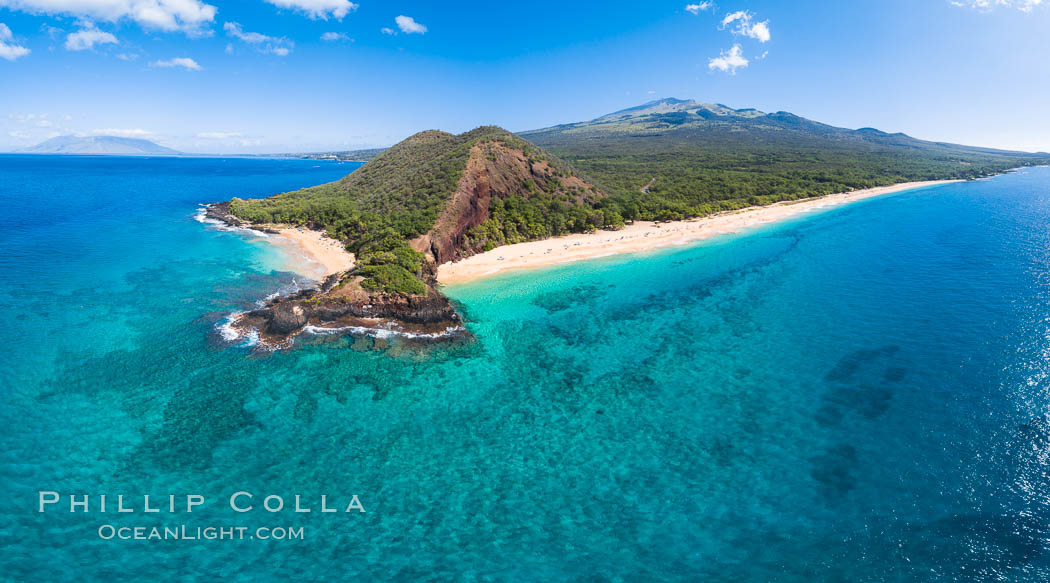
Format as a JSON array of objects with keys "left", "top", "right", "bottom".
[
  {"left": 527, "top": 97, "right": 1047, "bottom": 155},
  {"left": 19, "top": 135, "right": 181, "bottom": 156},
  {"left": 519, "top": 98, "right": 1050, "bottom": 220}
]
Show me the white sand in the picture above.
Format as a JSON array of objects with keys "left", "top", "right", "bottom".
[
  {"left": 436, "top": 180, "right": 959, "bottom": 285},
  {"left": 269, "top": 227, "right": 355, "bottom": 280}
]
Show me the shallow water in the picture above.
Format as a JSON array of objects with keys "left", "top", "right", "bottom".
[{"left": 3, "top": 156, "right": 1050, "bottom": 581}]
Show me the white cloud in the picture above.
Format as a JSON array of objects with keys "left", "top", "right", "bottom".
[
  {"left": 9, "top": 130, "right": 32, "bottom": 139},
  {"left": 320, "top": 31, "right": 348, "bottom": 41},
  {"left": 196, "top": 131, "right": 242, "bottom": 138},
  {"left": 224, "top": 22, "right": 273, "bottom": 44},
  {"left": 224, "top": 21, "right": 293, "bottom": 55},
  {"left": 0, "top": 0, "right": 217, "bottom": 34},
  {"left": 685, "top": 2, "right": 713, "bottom": 14},
  {"left": 720, "top": 11, "right": 746, "bottom": 26},
  {"left": 380, "top": 27, "right": 394, "bottom": 35},
  {"left": 64, "top": 25, "right": 118, "bottom": 51},
  {"left": 720, "top": 10, "right": 770, "bottom": 42},
  {"left": 150, "top": 56, "right": 200, "bottom": 70},
  {"left": 264, "top": 0, "right": 357, "bottom": 20},
  {"left": 116, "top": 52, "right": 139, "bottom": 60},
  {"left": 91, "top": 128, "right": 153, "bottom": 137},
  {"left": 0, "top": 22, "right": 31, "bottom": 61},
  {"left": 708, "top": 43, "right": 748, "bottom": 74},
  {"left": 395, "top": 15, "right": 426, "bottom": 34},
  {"left": 950, "top": 0, "right": 1043, "bottom": 10},
  {"left": 748, "top": 20, "right": 770, "bottom": 42}
]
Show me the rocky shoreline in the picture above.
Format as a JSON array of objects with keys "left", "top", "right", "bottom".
[
  {"left": 202, "top": 203, "right": 470, "bottom": 350},
  {"left": 203, "top": 201, "right": 273, "bottom": 232},
  {"left": 228, "top": 285, "right": 470, "bottom": 350}
]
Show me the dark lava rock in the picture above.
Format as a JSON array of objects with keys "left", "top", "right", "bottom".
[{"left": 270, "top": 303, "right": 309, "bottom": 334}]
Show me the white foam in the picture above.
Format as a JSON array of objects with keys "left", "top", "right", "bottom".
[
  {"left": 215, "top": 312, "right": 260, "bottom": 348},
  {"left": 216, "top": 311, "right": 244, "bottom": 342},
  {"left": 241, "top": 329, "right": 260, "bottom": 348},
  {"left": 194, "top": 204, "right": 271, "bottom": 238},
  {"left": 301, "top": 323, "right": 466, "bottom": 340},
  {"left": 215, "top": 309, "right": 465, "bottom": 352}
]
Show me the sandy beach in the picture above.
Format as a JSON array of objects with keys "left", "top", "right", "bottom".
[
  {"left": 268, "top": 226, "right": 355, "bottom": 280},
  {"left": 436, "top": 180, "right": 959, "bottom": 285}
]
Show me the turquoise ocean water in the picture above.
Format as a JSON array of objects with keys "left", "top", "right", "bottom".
[{"left": 3, "top": 155, "right": 1050, "bottom": 581}]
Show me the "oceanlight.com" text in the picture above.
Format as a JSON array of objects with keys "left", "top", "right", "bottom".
[{"left": 97, "top": 524, "right": 306, "bottom": 541}]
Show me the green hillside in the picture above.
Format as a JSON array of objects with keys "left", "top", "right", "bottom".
[
  {"left": 230, "top": 126, "right": 609, "bottom": 294},
  {"left": 521, "top": 98, "right": 1050, "bottom": 220}
]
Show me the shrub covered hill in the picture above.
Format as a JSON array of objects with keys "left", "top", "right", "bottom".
[
  {"left": 214, "top": 125, "right": 608, "bottom": 344},
  {"left": 229, "top": 126, "right": 608, "bottom": 295},
  {"left": 520, "top": 98, "right": 1050, "bottom": 221},
  {"left": 217, "top": 100, "right": 1049, "bottom": 344}
]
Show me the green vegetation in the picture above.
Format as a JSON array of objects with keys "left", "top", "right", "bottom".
[
  {"left": 349, "top": 227, "right": 427, "bottom": 295},
  {"left": 230, "top": 126, "right": 606, "bottom": 294},
  {"left": 521, "top": 99, "right": 1050, "bottom": 222},
  {"left": 464, "top": 197, "right": 622, "bottom": 252},
  {"left": 230, "top": 98, "right": 1050, "bottom": 295},
  {"left": 232, "top": 128, "right": 480, "bottom": 294}
]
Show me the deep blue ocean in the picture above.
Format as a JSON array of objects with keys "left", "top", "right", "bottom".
[{"left": 3, "top": 155, "right": 1050, "bottom": 581}]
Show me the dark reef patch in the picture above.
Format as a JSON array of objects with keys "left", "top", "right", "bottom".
[
  {"left": 532, "top": 283, "right": 605, "bottom": 313},
  {"left": 816, "top": 345, "right": 906, "bottom": 427},
  {"left": 824, "top": 345, "right": 900, "bottom": 384},
  {"left": 809, "top": 443, "right": 859, "bottom": 498}
]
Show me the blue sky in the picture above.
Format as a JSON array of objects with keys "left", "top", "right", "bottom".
[{"left": 0, "top": 0, "right": 1048, "bottom": 153}]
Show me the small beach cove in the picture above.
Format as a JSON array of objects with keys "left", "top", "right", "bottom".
[{"left": 262, "top": 225, "right": 356, "bottom": 280}]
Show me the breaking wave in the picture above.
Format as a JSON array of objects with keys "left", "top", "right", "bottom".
[
  {"left": 301, "top": 323, "right": 467, "bottom": 340},
  {"left": 193, "top": 204, "right": 271, "bottom": 238}
]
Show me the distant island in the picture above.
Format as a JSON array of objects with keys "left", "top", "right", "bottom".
[
  {"left": 19, "top": 135, "right": 181, "bottom": 156},
  {"left": 206, "top": 98, "right": 1050, "bottom": 347}
]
